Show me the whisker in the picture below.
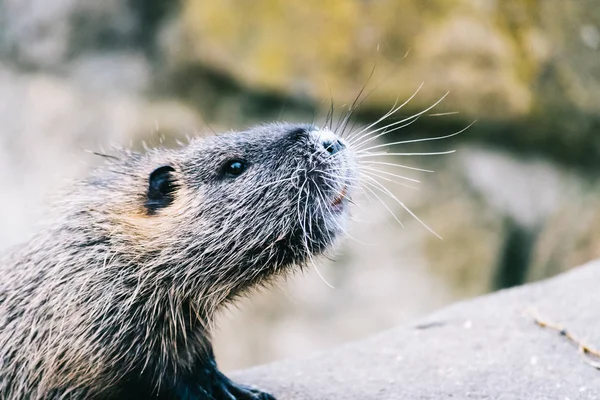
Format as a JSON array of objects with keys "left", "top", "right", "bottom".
[
  {"left": 359, "top": 160, "right": 434, "bottom": 173},
  {"left": 357, "top": 150, "right": 456, "bottom": 157},
  {"left": 336, "top": 63, "right": 377, "bottom": 138},
  {"left": 362, "top": 174, "right": 441, "bottom": 239},
  {"left": 348, "top": 113, "right": 421, "bottom": 149},
  {"left": 307, "top": 251, "right": 335, "bottom": 289},
  {"left": 356, "top": 121, "right": 475, "bottom": 153},
  {"left": 318, "top": 174, "right": 362, "bottom": 191},
  {"left": 345, "top": 82, "right": 424, "bottom": 143},
  {"left": 299, "top": 180, "right": 335, "bottom": 289},
  {"left": 360, "top": 183, "right": 405, "bottom": 228},
  {"left": 325, "top": 86, "right": 335, "bottom": 131},
  {"left": 359, "top": 166, "right": 421, "bottom": 183},
  {"left": 347, "top": 90, "right": 440, "bottom": 147},
  {"left": 428, "top": 111, "right": 459, "bottom": 117},
  {"left": 349, "top": 91, "right": 450, "bottom": 150},
  {"left": 303, "top": 183, "right": 315, "bottom": 240},
  {"left": 360, "top": 170, "right": 420, "bottom": 191},
  {"left": 348, "top": 115, "right": 422, "bottom": 151}
]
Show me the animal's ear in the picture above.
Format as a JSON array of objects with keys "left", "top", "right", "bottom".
[{"left": 146, "top": 165, "right": 178, "bottom": 214}]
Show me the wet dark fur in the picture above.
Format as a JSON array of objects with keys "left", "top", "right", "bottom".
[{"left": 0, "top": 123, "right": 355, "bottom": 399}]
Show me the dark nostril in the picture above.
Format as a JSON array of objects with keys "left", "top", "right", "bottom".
[{"left": 322, "top": 138, "right": 345, "bottom": 155}]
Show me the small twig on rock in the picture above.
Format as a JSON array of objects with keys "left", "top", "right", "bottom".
[{"left": 527, "top": 309, "right": 600, "bottom": 370}]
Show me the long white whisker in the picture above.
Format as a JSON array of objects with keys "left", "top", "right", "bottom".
[
  {"left": 344, "top": 98, "right": 401, "bottom": 144},
  {"left": 359, "top": 160, "right": 434, "bottom": 173},
  {"left": 348, "top": 114, "right": 421, "bottom": 150},
  {"left": 307, "top": 252, "right": 335, "bottom": 289},
  {"left": 318, "top": 174, "right": 362, "bottom": 191},
  {"left": 300, "top": 181, "right": 335, "bottom": 289},
  {"left": 349, "top": 91, "right": 450, "bottom": 150},
  {"left": 362, "top": 174, "right": 441, "bottom": 239},
  {"left": 428, "top": 111, "right": 459, "bottom": 117},
  {"left": 345, "top": 82, "right": 425, "bottom": 143},
  {"left": 356, "top": 121, "right": 475, "bottom": 153},
  {"left": 360, "top": 170, "right": 419, "bottom": 190},
  {"left": 359, "top": 166, "right": 420, "bottom": 183},
  {"left": 357, "top": 150, "right": 456, "bottom": 157},
  {"left": 360, "top": 183, "right": 405, "bottom": 228}
]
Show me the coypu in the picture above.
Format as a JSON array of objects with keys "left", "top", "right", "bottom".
[
  {"left": 0, "top": 122, "right": 358, "bottom": 399},
  {"left": 0, "top": 88, "right": 458, "bottom": 398}
]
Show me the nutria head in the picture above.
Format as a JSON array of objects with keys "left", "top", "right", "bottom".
[{"left": 70, "top": 122, "right": 356, "bottom": 316}]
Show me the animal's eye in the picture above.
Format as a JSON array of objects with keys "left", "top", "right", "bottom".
[{"left": 221, "top": 159, "right": 248, "bottom": 178}]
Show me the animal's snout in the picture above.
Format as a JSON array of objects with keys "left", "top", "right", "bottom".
[
  {"left": 311, "top": 129, "right": 346, "bottom": 155},
  {"left": 285, "top": 125, "right": 346, "bottom": 155}
]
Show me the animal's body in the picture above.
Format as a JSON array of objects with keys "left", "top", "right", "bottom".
[{"left": 0, "top": 123, "right": 356, "bottom": 399}]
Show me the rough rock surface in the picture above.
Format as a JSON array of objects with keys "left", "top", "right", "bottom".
[
  {"left": 235, "top": 260, "right": 600, "bottom": 399},
  {"left": 182, "top": 1, "right": 600, "bottom": 115}
]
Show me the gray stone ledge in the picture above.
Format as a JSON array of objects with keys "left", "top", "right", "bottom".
[{"left": 235, "top": 261, "right": 600, "bottom": 399}]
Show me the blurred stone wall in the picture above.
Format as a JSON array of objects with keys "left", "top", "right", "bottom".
[
  {"left": 179, "top": 0, "right": 600, "bottom": 168},
  {"left": 0, "top": 0, "right": 599, "bottom": 371}
]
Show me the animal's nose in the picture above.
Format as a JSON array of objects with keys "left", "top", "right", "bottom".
[
  {"left": 321, "top": 137, "right": 345, "bottom": 155},
  {"left": 310, "top": 128, "right": 345, "bottom": 155}
]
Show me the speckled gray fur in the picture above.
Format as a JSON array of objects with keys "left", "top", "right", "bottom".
[{"left": 0, "top": 122, "right": 356, "bottom": 399}]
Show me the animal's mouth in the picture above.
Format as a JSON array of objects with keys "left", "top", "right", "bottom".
[{"left": 331, "top": 186, "right": 348, "bottom": 207}]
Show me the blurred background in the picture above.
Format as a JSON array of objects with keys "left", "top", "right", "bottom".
[{"left": 1, "top": 0, "right": 600, "bottom": 371}]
